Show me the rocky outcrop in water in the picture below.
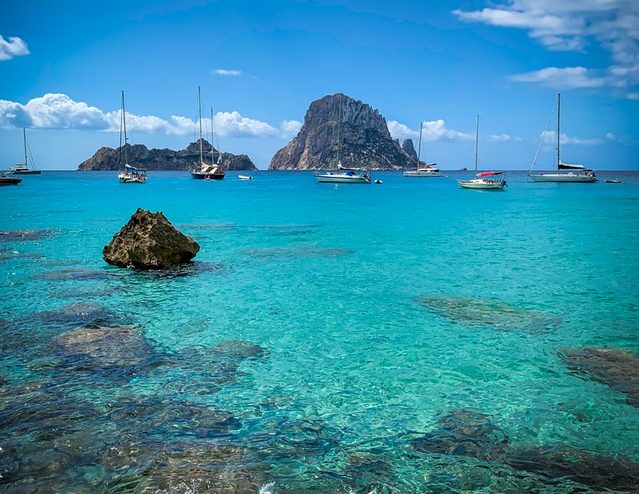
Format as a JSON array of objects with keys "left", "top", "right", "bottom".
[
  {"left": 559, "top": 347, "right": 639, "bottom": 407},
  {"left": 269, "top": 93, "right": 418, "bottom": 170},
  {"left": 77, "top": 139, "right": 257, "bottom": 171},
  {"left": 103, "top": 208, "right": 199, "bottom": 269}
]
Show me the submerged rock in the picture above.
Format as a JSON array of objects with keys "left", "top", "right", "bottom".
[
  {"left": 33, "top": 267, "right": 111, "bottom": 281},
  {"left": 418, "top": 295, "right": 556, "bottom": 331},
  {"left": 242, "top": 246, "right": 353, "bottom": 259},
  {"left": 0, "top": 229, "right": 55, "bottom": 242},
  {"left": 103, "top": 208, "right": 199, "bottom": 269},
  {"left": 559, "top": 347, "right": 639, "bottom": 407},
  {"left": 505, "top": 445, "right": 639, "bottom": 491},
  {"left": 37, "top": 302, "right": 119, "bottom": 329},
  {"left": 53, "top": 324, "right": 153, "bottom": 374},
  {"left": 411, "top": 410, "right": 509, "bottom": 461}
]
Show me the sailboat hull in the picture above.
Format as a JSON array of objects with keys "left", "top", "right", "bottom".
[
  {"left": 529, "top": 173, "right": 597, "bottom": 183},
  {"left": 403, "top": 170, "right": 445, "bottom": 177},
  {"left": 316, "top": 173, "right": 371, "bottom": 184},
  {"left": 191, "top": 171, "right": 225, "bottom": 180},
  {"left": 11, "top": 169, "right": 41, "bottom": 175},
  {"left": 0, "top": 177, "right": 22, "bottom": 185}
]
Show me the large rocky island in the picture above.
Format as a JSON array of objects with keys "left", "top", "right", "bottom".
[
  {"left": 78, "top": 139, "right": 257, "bottom": 171},
  {"left": 270, "top": 93, "right": 419, "bottom": 170}
]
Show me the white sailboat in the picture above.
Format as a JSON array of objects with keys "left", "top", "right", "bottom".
[
  {"left": 117, "top": 91, "right": 147, "bottom": 184},
  {"left": 315, "top": 94, "right": 371, "bottom": 184},
  {"left": 529, "top": 93, "right": 597, "bottom": 183},
  {"left": 458, "top": 114, "right": 506, "bottom": 190},
  {"left": 11, "top": 128, "right": 41, "bottom": 175},
  {"left": 191, "top": 87, "right": 225, "bottom": 180},
  {"left": 404, "top": 122, "right": 445, "bottom": 177}
]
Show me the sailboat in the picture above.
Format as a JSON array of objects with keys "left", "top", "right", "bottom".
[
  {"left": 404, "top": 122, "right": 445, "bottom": 177},
  {"left": 117, "top": 91, "right": 147, "bottom": 184},
  {"left": 529, "top": 93, "right": 597, "bottom": 183},
  {"left": 315, "top": 94, "right": 371, "bottom": 184},
  {"left": 458, "top": 114, "right": 506, "bottom": 190},
  {"left": 191, "top": 88, "right": 225, "bottom": 180},
  {"left": 11, "top": 129, "right": 41, "bottom": 174}
]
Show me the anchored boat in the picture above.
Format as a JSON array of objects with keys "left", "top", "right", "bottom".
[
  {"left": 458, "top": 115, "right": 507, "bottom": 191},
  {"left": 11, "top": 128, "right": 41, "bottom": 175},
  {"left": 404, "top": 122, "right": 445, "bottom": 177},
  {"left": 117, "top": 91, "right": 147, "bottom": 184},
  {"left": 529, "top": 94, "right": 597, "bottom": 183}
]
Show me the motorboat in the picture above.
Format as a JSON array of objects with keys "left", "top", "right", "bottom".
[
  {"left": 239, "top": 175, "right": 253, "bottom": 180},
  {"left": 118, "top": 164, "right": 147, "bottom": 184},
  {"left": 316, "top": 165, "right": 371, "bottom": 184}
]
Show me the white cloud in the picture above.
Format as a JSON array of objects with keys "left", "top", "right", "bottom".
[
  {"left": 541, "top": 130, "right": 601, "bottom": 145},
  {"left": 0, "top": 35, "right": 30, "bottom": 61},
  {"left": 421, "top": 119, "right": 474, "bottom": 142},
  {"left": 453, "top": 1, "right": 639, "bottom": 92},
  {"left": 214, "top": 69, "right": 242, "bottom": 77},
  {"left": 510, "top": 66, "right": 607, "bottom": 89},
  {"left": 489, "top": 133, "right": 514, "bottom": 142},
  {"left": 389, "top": 119, "right": 513, "bottom": 142},
  {"left": 387, "top": 120, "right": 418, "bottom": 139},
  {"left": 280, "top": 119, "right": 302, "bottom": 138},
  {"left": 214, "top": 111, "right": 277, "bottom": 137},
  {"left": 606, "top": 131, "right": 616, "bottom": 140},
  {"left": 0, "top": 93, "right": 282, "bottom": 138}
]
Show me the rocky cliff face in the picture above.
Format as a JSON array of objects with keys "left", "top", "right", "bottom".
[
  {"left": 78, "top": 139, "right": 257, "bottom": 171},
  {"left": 269, "top": 93, "right": 418, "bottom": 170}
]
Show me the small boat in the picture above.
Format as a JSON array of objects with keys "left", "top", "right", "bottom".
[
  {"left": 118, "top": 164, "right": 147, "bottom": 184},
  {"left": 117, "top": 91, "right": 147, "bottom": 184},
  {"left": 316, "top": 165, "right": 371, "bottom": 184},
  {"left": 238, "top": 175, "right": 253, "bottom": 180},
  {"left": 529, "top": 94, "right": 597, "bottom": 183},
  {"left": 191, "top": 88, "right": 225, "bottom": 180},
  {"left": 458, "top": 171, "right": 507, "bottom": 190},
  {"left": 605, "top": 179, "right": 621, "bottom": 184},
  {"left": 11, "top": 128, "right": 41, "bottom": 174},
  {"left": 315, "top": 94, "right": 371, "bottom": 184},
  {"left": 0, "top": 171, "right": 22, "bottom": 185},
  {"left": 404, "top": 122, "right": 445, "bottom": 177},
  {"left": 457, "top": 115, "right": 507, "bottom": 191},
  {"left": 374, "top": 179, "right": 383, "bottom": 184}
]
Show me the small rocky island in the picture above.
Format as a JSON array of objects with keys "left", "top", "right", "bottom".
[
  {"left": 270, "top": 93, "right": 419, "bottom": 170},
  {"left": 78, "top": 139, "right": 257, "bottom": 171},
  {"left": 103, "top": 208, "right": 199, "bottom": 269}
]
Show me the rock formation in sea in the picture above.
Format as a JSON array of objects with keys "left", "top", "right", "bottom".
[
  {"left": 77, "top": 139, "right": 257, "bottom": 171},
  {"left": 269, "top": 93, "right": 419, "bottom": 170},
  {"left": 103, "top": 208, "right": 199, "bottom": 269},
  {"left": 402, "top": 138, "right": 417, "bottom": 159}
]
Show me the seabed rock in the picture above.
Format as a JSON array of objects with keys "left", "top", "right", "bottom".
[
  {"left": 410, "top": 409, "right": 639, "bottom": 490},
  {"left": 418, "top": 295, "right": 556, "bottom": 332},
  {"left": 0, "top": 229, "right": 55, "bottom": 242},
  {"left": 559, "top": 346, "right": 639, "bottom": 407},
  {"left": 103, "top": 208, "right": 199, "bottom": 269}
]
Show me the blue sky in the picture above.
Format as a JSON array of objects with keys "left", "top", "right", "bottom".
[{"left": 1, "top": 0, "right": 637, "bottom": 170}]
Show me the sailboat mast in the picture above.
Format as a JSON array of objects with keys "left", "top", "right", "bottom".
[
  {"left": 210, "top": 107, "right": 215, "bottom": 165},
  {"left": 23, "top": 128, "right": 27, "bottom": 167},
  {"left": 557, "top": 92, "right": 561, "bottom": 172},
  {"left": 417, "top": 121, "right": 423, "bottom": 166},
  {"left": 122, "top": 91, "right": 128, "bottom": 165},
  {"left": 337, "top": 94, "right": 342, "bottom": 167},
  {"left": 474, "top": 114, "right": 479, "bottom": 171},
  {"left": 198, "top": 86, "right": 203, "bottom": 165}
]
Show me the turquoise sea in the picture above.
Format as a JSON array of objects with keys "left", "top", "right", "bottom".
[{"left": 1, "top": 170, "right": 638, "bottom": 493}]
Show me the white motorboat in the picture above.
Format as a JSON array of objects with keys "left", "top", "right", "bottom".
[
  {"left": 118, "top": 164, "right": 147, "bottom": 184},
  {"left": 239, "top": 175, "right": 253, "bottom": 180},
  {"left": 529, "top": 93, "right": 597, "bottom": 183}
]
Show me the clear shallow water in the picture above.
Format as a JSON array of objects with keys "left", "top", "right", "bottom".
[{"left": 1, "top": 170, "right": 638, "bottom": 493}]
